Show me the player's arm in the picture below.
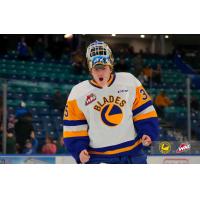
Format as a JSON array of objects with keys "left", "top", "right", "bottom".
[
  {"left": 63, "top": 95, "right": 89, "bottom": 163},
  {"left": 132, "top": 81, "right": 159, "bottom": 143}
]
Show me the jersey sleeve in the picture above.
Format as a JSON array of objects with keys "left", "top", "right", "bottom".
[
  {"left": 132, "top": 79, "right": 159, "bottom": 141},
  {"left": 63, "top": 88, "right": 89, "bottom": 163}
]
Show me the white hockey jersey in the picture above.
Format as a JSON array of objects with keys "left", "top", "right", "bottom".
[{"left": 63, "top": 72, "right": 158, "bottom": 162}]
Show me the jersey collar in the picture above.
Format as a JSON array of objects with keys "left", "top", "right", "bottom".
[{"left": 89, "top": 73, "right": 116, "bottom": 89}]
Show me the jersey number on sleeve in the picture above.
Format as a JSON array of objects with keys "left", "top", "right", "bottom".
[
  {"left": 140, "top": 88, "right": 148, "bottom": 100},
  {"left": 64, "top": 105, "right": 68, "bottom": 117}
]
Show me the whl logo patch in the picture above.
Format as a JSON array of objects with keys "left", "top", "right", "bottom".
[
  {"left": 85, "top": 93, "right": 96, "bottom": 106},
  {"left": 176, "top": 143, "right": 191, "bottom": 153}
]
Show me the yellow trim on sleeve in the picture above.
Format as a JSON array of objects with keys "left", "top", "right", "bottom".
[
  {"left": 133, "top": 111, "right": 157, "bottom": 122},
  {"left": 63, "top": 99, "right": 86, "bottom": 121}
]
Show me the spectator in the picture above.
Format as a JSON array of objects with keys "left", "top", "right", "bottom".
[
  {"left": 145, "top": 47, "right": 151, "bottom": 55},
  {"left": 56, "top": 135, "right": 67, "bottom": 154},
  {"left": 133, "top": 54, "right": 143, "bottom": 76},
  {"left": 143, "top": 65, "right": 153, "bottom": 84},
  {"left": 15, "top": 101, "right": 29, "bottom": 119},
  {"left": 138, "top": 71, "right": 148, "bottom": 86},
  {"left": 48, "top": 36, "right": 63, "bottom": 60},
  {"left": 51, "top": 91, "right": 65, "bottom": 113},
  {"left": 34, "top": 37, "right": 45, "bottom": 60},
  {"left": 0, "top": 35, "right": 8, "bottom": 56},
  {"left": 154, "top": 91, "right": 173, "bottom": 118},
  {"left": 42, "top": 135, "right": 57, "bottom": 154},
  {"left": 6, "top": 129, "right": 16, "bottom": 154},
  {"left": 23, "top": 132, "right": 38, "bottom": 155},
  {"left": 0, "top": 130, "right": 2, "bottom": 153},
  {"left": 191, "top": 96, "right": 200, "bottom": 111},
  {"left": 115, "top": 58, "right": 128, "bottom": 72},
  {"left": 71, "top": 49, "right": 85, "bottom": 74},
  {"left": 118, "top": 48, "right": 126, "bottom": 59},
  {"left": 0, "top": 95, "right": 3, "bottom": 129},
  {"left": 153, "top": 64, "right": 162, "bottom": 84},
  {"left": 72, "top": 61, "right": 83, "bottom": 74},
  {"left": 14, "top": 112, "right": 35, "bottom": 153},
  {"left": 175, "top": 92, "right": 186, "bottom": 107},
  {"left": 17, "top": 36, "right": 31, "bottom": 60},
  {"left": 7, "top": 114, "right": 17, "bottom": 131},
  {"left": 128, "top": 45, "right": 135, "bottom": 56}
]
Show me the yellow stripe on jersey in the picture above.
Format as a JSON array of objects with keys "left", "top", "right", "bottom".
[
  {"left": 89, "top": 139, "right": 142, "bottom": 155},
  {"left": 63, "top": 130, "right": 88, "bottom": 138},
  {"left": 63, "top": 99, "right": 86, "bottom": 121},
  {"left": 133, "top": 111, "right": 157, "bottom": 122},
  {"left": 132, "top": 85, "right": 151, "bottom": 110}
]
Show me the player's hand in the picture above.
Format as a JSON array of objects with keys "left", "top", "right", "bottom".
[
  {"left": 79, "top": 149, "right": 90, "bottom": 164},
  {"left": 142, "top": 134, "right": 152, "bottom": 146}
]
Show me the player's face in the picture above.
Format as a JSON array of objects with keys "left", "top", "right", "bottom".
[{"left": 91, "top": 65, "right": 112, "bottom": 87}]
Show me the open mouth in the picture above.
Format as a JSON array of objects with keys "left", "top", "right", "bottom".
[{"left": 99, "top": 77, "right": 104, "bottom": 81}]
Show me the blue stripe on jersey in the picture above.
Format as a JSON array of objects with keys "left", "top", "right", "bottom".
[
  {"left": 132, "top": 100, "right": 152, "bottom": 116},
  {"left": 134, "top": 117, "right": 159, "bottom": 141},
  {"left": 63, "top": 120, "right": 87, "bottom": 126},
  {"left": 88, "top": 138, "right": 140, "bottom": 152}
]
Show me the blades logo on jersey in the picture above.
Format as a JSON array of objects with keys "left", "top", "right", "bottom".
[
  {"left": 93, "top": 95, "right": 126, "bottom": 127},
  {"left": 101, "top": 103, "right": 123, "bottom": 126}
]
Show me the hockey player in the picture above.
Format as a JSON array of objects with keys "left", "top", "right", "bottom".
[{"left": 63, "top": 41, "right": 159, "bottom": 164}]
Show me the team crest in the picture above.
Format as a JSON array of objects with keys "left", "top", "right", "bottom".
[
  {"left": 85, "top": 93, "right": 97, "bottom": 106},
  {"left": 101, "top": 103, "right": 123, "bottom": 126},
  {"left": 93, "top": 95, "right": 126, "bottom": 127}
]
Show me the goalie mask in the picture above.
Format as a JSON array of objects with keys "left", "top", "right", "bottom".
[{"left": 86, "top": 40, "right": 114, "bottom": 70}]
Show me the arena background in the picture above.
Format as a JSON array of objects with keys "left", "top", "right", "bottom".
[{"left": 0, "top": 34, "right": 200, "bottom": 163}]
